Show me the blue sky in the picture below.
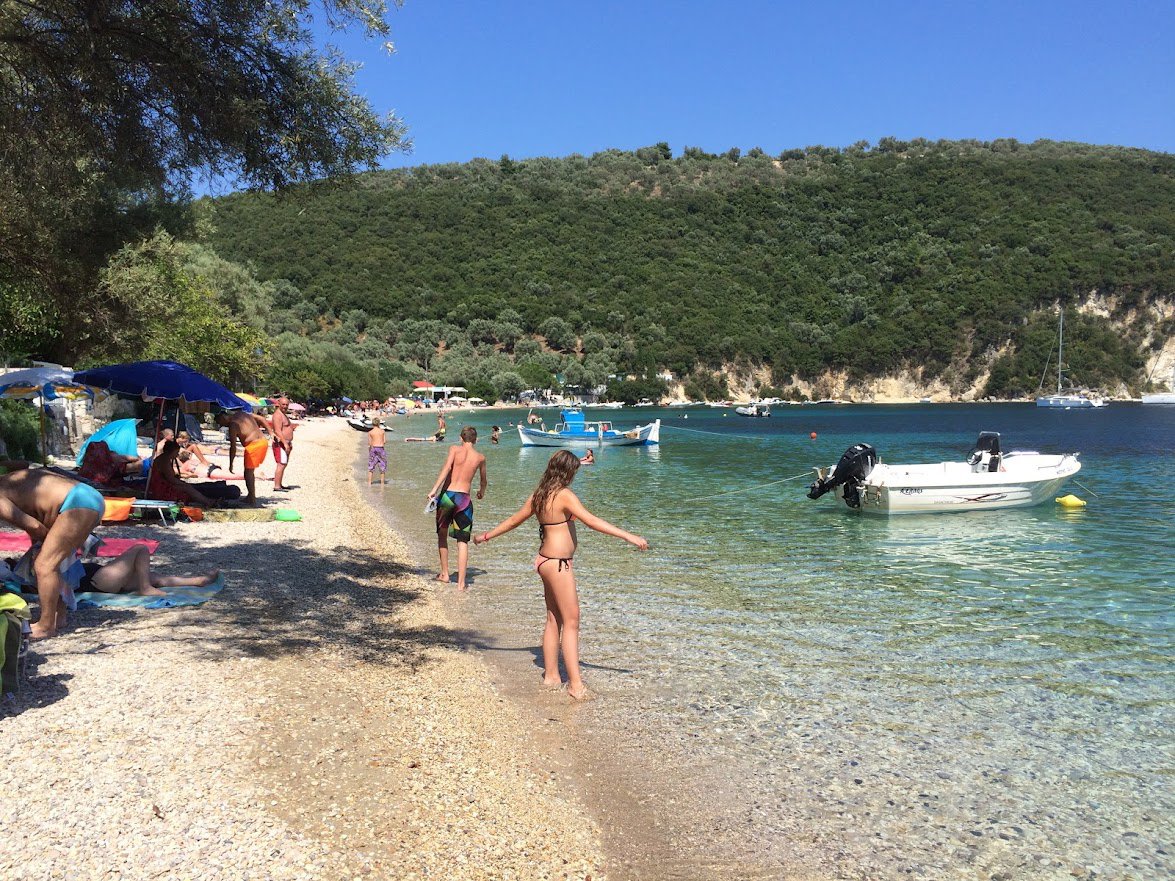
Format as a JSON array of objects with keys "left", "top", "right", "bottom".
[{"left": 327, "top": 0, "right": 1174, "bottom": 167}]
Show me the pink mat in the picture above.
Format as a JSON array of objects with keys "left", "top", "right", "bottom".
[{"left": 0, "top": 533, "right": 159, "bottom": 556}]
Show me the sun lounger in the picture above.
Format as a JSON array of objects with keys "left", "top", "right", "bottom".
[{"left": 129, "top": 500, "right": 178, "bottom": 526}]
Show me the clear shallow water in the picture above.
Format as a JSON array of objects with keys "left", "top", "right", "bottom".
[{"left": 371, "top": 404, "right": 1173, "bottom": 879}]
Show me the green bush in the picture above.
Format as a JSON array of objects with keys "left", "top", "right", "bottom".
[{"left": 0, "top": 401, "right": 41, "bottom": 459}]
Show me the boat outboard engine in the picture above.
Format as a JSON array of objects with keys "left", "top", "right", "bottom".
[
  {"left": 967, "top": 431, "right": 1002, "bottom": 473},
  {"left": 807, "top": 443, "right": 878, "bottom": 508}
]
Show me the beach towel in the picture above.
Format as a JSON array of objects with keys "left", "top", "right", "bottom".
[
  {"left": 0, "top": 533, "right": 158, "bottom": 557},
  {"left": 75, "top": 574, "right": 225, "bottom": 610}
]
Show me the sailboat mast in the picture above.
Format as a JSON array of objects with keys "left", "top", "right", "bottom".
[{"left": 1056, "top": 309, "right": 1064, "bottom": 394}]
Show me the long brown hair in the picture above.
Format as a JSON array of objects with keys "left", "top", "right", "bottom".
[{"left": 531, "top": 450, "right": 580, "bottom": 517}]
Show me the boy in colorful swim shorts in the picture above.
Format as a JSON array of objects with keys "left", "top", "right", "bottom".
[
  {"left": 0, "top": 469, "right": 104, "bottom": 638},
  {"left": 367, "top": 417, "right": 387, "bottom": 486},
  {"left": 427, "top": 426, "right": 487, "bottom": 591}
]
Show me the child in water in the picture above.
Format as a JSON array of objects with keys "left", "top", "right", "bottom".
[
  {"left": 474, "top": 450, "right": 647, "bottom": 699},
  {"left": 491, "top": 425, "right": 501, "bottom": 444}
]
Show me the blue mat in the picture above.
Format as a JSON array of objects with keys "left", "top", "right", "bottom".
[{"left": 75, "top": 574, "right": 224, "bottom": 609}]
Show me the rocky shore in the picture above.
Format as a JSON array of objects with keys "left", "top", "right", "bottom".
[{"left": 1, "top": 420, "right": 605, "bottom": 880}]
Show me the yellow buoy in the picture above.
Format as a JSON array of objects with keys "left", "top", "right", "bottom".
[{"left": 1055, "top": 494, "right": 1086, "bottom": 508}]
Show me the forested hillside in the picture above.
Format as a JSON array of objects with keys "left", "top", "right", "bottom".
[{"left": 202, "top": 139, "right": 1175, "bottom": 400}]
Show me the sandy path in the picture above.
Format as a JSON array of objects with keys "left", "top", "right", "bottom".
[{"left": 0, "top": 419, "right": 604, "bottom": 880}]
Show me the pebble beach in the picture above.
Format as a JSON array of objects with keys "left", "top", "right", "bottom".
[{"left": 0, "top": 419, "right": 606, "bottom": 881}]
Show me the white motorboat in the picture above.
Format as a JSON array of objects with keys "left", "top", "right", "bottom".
[
  {"left": 1036, "top": 310, "right": 1106, "bottom": 408},
  {"left": 595, "top": 401, "right": 625, "bottom": 409},
  {"left": 517, "top": 408, "right": 660, "bottom": 447},
  {"left": 807, "top": 432, "right": 1081, "bottom": 514},
  {"left": 735, "top": 403, "right": 771, "bottom": 417}
]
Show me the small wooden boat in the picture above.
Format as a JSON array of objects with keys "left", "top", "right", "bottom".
[{"left": 517, "top": 408, "right": 659, "bottom": 447}]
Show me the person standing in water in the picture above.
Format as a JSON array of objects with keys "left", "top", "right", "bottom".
[
  {"left": 367, "top": 417, "right": 387, "bottom": 486},
  {"left": 427, "top": 426, "right": 486, "bottom": 590},
  {"left": 474, "top": 450, "right": 647, "bottom": 700},
  {"left": 434, "top": 411, "right": 447, "bottom": 442}
]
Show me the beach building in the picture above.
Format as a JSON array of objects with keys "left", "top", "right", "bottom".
[{"left": 411, "top": 381, "right": 467, "bottom": 403}]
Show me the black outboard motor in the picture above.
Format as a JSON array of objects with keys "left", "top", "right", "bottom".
[
  {"left": 966, "top": 431, "right": 1002, "bottom": 473},
  {"left": 807, "top": 443, "right": 878, "bottom": 508}
]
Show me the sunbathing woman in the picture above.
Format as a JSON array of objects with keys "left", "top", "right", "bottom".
[
  {"left": 146, "top": 441, "right": 216, "bottom": 507},
  {"left": 16, "top": 544, "right": 219, "bottom": 597},
  {"left": 176, "top": 431, "right": 215, "bottom": 468},
  {"left": 474, "top": 450, "right": 647, "bottom": 700}
]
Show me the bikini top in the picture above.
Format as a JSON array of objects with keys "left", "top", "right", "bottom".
[{"left": 537, "top": 515, "right": 574, "bottom": 542}]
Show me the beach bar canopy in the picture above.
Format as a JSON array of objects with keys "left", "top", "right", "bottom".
[
  {"left": 411, "top": 383, "right": 467, "bottom": 402},
  {"left": 74, "top": 360, "right": 252, "bottom": 411}
]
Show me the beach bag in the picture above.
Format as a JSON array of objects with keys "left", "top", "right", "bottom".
[{"left": 0, "top": 592, "right": 30, "bottom": 695}]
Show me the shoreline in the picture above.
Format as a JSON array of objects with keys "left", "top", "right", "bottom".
[{"left": 2, "top": 419, "right": 606, "bottom": 879}]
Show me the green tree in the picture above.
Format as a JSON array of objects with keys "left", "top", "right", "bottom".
[
  {"left": 492, "top": 371, "right": 526, "bottom": 401},
  {"left": 1, "top": 0, "right": 408, "bottom": 361},
  {"left": 85, "top": 231, "right": 268, "bottom": 384}
]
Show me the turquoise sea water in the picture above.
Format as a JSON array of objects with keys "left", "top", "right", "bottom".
[{"left": 370, "top": 403, "right": 1173, "bottom": 880}]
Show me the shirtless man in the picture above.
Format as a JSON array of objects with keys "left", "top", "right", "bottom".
[
  {"left": 367, "top": 417, "right": 387, "bottom": 486},
  {"left": 0, "top": 469, "right": 104, "bottom": 638},
  {"left": 427, "top": 426, "right": 487, "bottom": 590},
  {"left": 434, "top": 412, "right": 447, "bottom": 442},
  {"left": 215, "top": 409, "right": 270, "bottom": 505},
  {"left": 270, "top": 397, "right": 295, "bottom": 491}
]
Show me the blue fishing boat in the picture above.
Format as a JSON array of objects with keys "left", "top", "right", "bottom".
[{"left": 517, "top": 408, "right": 660, "bottom": 447}]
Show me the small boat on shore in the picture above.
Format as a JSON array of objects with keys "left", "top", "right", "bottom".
[
  {"left": 346, "top": 416, "right": 392, "bottom": 433},
  {"left": 735, "top": 403, "right": 771, "bottom": 417},
  {"left": 517, "top": 408, "right": 660, "bottom": 447},
  {"left": 807, "top": 432, "right": 1081, "bottom": 514}
]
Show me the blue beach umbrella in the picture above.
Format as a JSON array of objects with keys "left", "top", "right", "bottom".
[
  {"left": 73, "top": 360, "right": 253, "bottom": 411},
  {"left": 73, "top": 360, "right": 253, "bottom": 488},
  {"left": 75, "top": 418, "right": 140, "bottom": 465}
]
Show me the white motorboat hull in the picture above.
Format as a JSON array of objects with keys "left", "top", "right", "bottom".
[
  {"left": 835, "top": 454, "right": 1081, "bottom": 514},
  {"left": 1141, "top": 393, "right": 1175, "bottom": 405},
  {"left": 517, "top": 420, "right": 660, "bottom": 447}
]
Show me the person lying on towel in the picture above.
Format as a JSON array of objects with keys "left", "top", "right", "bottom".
[{"left": 11, "top": 545, "right": 218, "bottom": 597}]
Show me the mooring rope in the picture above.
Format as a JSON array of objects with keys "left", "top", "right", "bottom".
[
  {"left": 1072, "top": 478, "right": 1100, "bottom": 498},
  {"left": 680, "top": 470, "right": 814, "bottom": 504},
  {"left": 660, "top": 424, "right": 779, "bottom": 441}
]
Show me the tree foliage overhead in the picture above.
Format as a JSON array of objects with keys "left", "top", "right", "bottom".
[
  {"left": 202, "top": 139, "right": 1175, "bottom": 397},
  {"left": 0, "top": 0, "right": 407, "bottom": 364}
]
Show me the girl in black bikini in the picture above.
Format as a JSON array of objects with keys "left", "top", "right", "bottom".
[{"left": 474, "top": 450, "right": 648, "bottom": 700}]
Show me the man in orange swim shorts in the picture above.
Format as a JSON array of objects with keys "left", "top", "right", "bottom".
[{"left": 216, "top": 409, "right": 270, "bottom": 506}]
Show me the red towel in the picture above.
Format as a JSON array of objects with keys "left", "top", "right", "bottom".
[{"left": 0, "top": 533, "right": 159, "bottom": 557}]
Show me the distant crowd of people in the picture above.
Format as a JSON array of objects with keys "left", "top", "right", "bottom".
[{"left": 0, "top": 397, "right": 300, "bottom": 640}]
